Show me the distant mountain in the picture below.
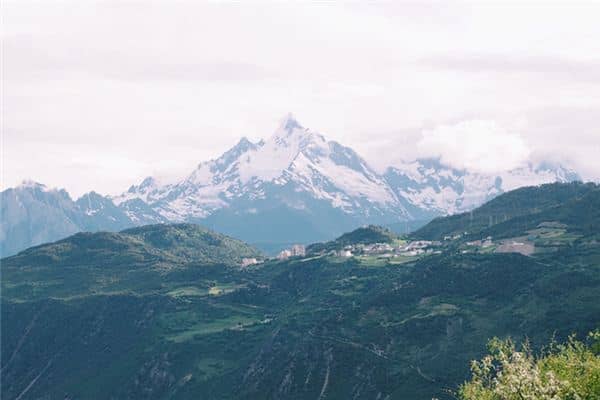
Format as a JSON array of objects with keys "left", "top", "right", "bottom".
[
  {"left": 0, "top": 182, "right": 132, "bottom": 256},
  {"left": 384, "top": 158, "right": 580, "bottom": 217},
  {"left": 1, "top": 115, "right": 580, "bottom": 256}
]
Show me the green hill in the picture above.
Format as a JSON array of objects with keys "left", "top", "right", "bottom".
[
  {"left": 1, "top": 224, "right": 261, "bottom": 302},
  {"left": 6, "top": 223, "right": 261, "bottom": 268},
  {"left": 413, "top": 182, "right": 599, "bottom": 241},
  {"left": 306, "top": 225, "right": 398, "bottom": 254},
  {"left": 2, "top": 186, "right": 599, "bottom": 400}
]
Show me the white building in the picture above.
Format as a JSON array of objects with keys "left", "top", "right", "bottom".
[
  {"left": 241, "top": 258, "right": 259, "bottom": 267},
  {"left": 337, "top": 249, "right": 353, "bottom": 257},
  {"left": 277, "top": 249, "right": 293, "bottom": 260},
  {"left": 290, "top": 244, "right": 306, "bottom": 257}
]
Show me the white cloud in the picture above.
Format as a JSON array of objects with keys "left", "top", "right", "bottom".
[
  {"left": 2, "top": 1, "right": 600, "bottom": 196},
  {"left": 416, "top": 120, "right": 531, "bottom": 173}
]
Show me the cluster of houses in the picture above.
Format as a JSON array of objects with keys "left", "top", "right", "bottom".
[
  {"left": 239, "top": 244, "right": 308, "bottom": 267},
  {"left": 443, "top": 233, "right": 465, "bottom": 241},
  {"left": 241, "top": 238, "right": 448, "bottom": 267},
  {"left": 241, "top": 257, "right": 260, "bottom": 267},
  {"left": 331, "top": 240, "right": 442, "bottom": 258},
  {"left": 238, "top": 231, "right": 537, "bottom": 267},
  {"left": 465, "top": 236, "right": 494, "bottom": 248},
  {"left": 276, "top": 244, "right": 306, "bottom": 260}
]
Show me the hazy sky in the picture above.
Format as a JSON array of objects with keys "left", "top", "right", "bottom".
[{"left": 3, "top": 1, "right": 600, "bottom": 197}]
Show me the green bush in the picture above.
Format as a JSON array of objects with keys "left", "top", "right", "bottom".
[{"left": 457, "top": 331, "right": 600, "bottom": 400}]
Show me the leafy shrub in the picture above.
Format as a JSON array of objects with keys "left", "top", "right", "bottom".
[{"left": 457, "top": 331, "right": 600, "bottom": 400}]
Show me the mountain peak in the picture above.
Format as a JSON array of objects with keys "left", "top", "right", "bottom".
[
  {"left": 232, "top": 136, "right": 261, "bottom": 153},
  {"left": 278, "top": 112, "right": 303, "bottom": 132},
  {"left": 18, "top": 179, "right": 49, "bottom": 191},
  {"left": 534, "top": 161, "right": 580, "bottom": 181},
  {"left": 11, "top": 180, "right": 70, "bottom": 197},
  {"left": 237, "top": 136, "right": 252, "bottom": 146},
  {"left": 214, "top": 136, "right": 260, "bottom": 170},
  {"left": 269, "top": 113, "right": 327, "bottom": 152}
]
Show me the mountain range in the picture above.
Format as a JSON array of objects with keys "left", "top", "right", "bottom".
[{"left": 0, "top": 114, "right": 579, "bottom": 256}]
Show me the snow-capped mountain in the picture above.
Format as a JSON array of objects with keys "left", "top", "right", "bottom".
[
  {"left": 1, "top": 114, "right": 580, "bottom": 256},
  {"left": 384, "top": 159, "right": 580, "bottom": 217},
  {"left": 115, "top": 115, "right": 578, "bottom": 225},
  {"left": 112, "top": 114, "right": 409, "bottom": 244}
]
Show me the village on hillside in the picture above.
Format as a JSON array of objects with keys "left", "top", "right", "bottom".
[
  {"left": 240, "top": 231, "right": 540, "bottom": 267},
  {"left": 275, "top": 239, "right": 444, "bottom": 261}
]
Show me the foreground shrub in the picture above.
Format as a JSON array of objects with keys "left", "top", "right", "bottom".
[{"left": 458, "top": 331, "right": 600, "bottom": 400}]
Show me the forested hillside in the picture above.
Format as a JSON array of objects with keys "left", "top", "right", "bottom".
[{"left": 2, "top": 183, "right": 599, "bottom": 399}]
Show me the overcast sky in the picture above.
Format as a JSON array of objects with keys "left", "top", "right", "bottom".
[{"left": 3, "top": 1, "right": 600, "bottom": 197}]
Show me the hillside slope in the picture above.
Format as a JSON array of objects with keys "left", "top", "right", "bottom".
[
  {"left": 413, "top": 182, "right": 598, "bottom": 240},
  {"left": 2, "top": 184, "right": 599, "bottom": 399},
  {"left": 3, "top": 244, "right": 598, "bottom": 399},
  {"left": 2, "top": 224, "right": 261, "bottom": 303},
  {"left": 306, "top": 225, "right": 398, "bottom": 254},
  {"left": 5, "top": 223, "right": 260, "bottom": 267}
]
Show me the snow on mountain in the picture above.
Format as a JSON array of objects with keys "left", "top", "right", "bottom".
[
  {"left": 498, "top": 162, "right": 580, "bottom": 192},
  {"left": 384, "top": 158, "right": 580, "bottom": 216},
  {"left": 114, "top": 115, "right": 580, "bottom": 228},
  {"left": 114, "top": 114, "right": 406, "bottom": 223},
  {"left": 113, "top": 176, "right": 173, "bottom": 206}
]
